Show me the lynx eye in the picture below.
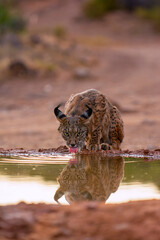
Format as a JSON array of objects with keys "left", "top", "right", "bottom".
[{"left": 64, "top": 132, "right": 69, "bottom": 137}]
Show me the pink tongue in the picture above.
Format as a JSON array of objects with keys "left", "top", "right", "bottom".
[{"left": 69, "top": 147, "right": 78, "bottom": 153}]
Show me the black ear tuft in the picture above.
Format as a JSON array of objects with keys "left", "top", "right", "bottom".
[
  {"left": 54, "top": 104, "right": 66, "bottom": 120},
  {"left": 54, "top": 189, "right": 64, "bottom": 204},
  {"left": 80, "top": 105, "right": 92, "bottom": 120}
]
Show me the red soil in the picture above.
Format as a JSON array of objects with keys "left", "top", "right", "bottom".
[{"left": 0, "top": 200, "right": 160, "bottom": 240}]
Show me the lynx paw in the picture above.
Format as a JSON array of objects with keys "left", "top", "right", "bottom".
[
  {"left": 87, "top": 144, "right": 101, "bottom": 151},
  {"left": 100, "top": 143, "right": 111, "bottom": 150}
]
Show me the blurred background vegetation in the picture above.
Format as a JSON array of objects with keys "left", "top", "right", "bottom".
[
  {"left": 0, "top": 0, "right": 26, "bottom": 34},
  {"left": 0, "top": 0, "right": 160, "bottom": 33},
  {"left": 83, "top": 0, "right": 160, "bottom": 31}
]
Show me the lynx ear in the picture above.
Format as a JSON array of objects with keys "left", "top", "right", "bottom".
[
  {"left": 54, "top": 188, "right": 64, "bottom": 204},
  {"left": 80, "top": 105, "right": 92, "bottom": 120},
  {"left": 54, "top": 104, "right": 66, "bottom": 122}
]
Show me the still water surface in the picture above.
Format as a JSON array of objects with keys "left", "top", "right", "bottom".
[{"left": 0, "top": 154, "right": 160, "bottom": 205}]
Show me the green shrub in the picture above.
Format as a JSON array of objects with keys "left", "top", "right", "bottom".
[
  {"left": 0, "top": 4, "right": 26, "bottom": 33},
  {"left": 53, "top": 25, "right": 67, "bottom": 39},
  {"left": 136, "top": 7, "right": 160, "bottom": 31},
  {"left": 83, "top": 0, "right": 117, "bottom": 19}
]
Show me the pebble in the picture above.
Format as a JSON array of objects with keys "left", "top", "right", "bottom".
[{"left": 73, "top": 68, "right": 91, "bottom": 79}]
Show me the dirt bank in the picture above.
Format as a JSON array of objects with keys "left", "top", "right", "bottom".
[
  {"left": 0, "top": 147, "right": 160, "bottom": 160},
  {"left": 0, "top": 200, "right": 160, "bottom": 240}
]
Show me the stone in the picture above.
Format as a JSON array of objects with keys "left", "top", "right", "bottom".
[{"left": 73, "top": 67, "right": 91, "bottom": 79}]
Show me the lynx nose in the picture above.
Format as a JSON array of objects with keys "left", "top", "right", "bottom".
[{"left": 71, "top": 144, "right": 76, "bottom": 148}]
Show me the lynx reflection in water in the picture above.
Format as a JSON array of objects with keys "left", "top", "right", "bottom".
[{"left": 54, "top": 155, "right": 124, "bottom": 204}]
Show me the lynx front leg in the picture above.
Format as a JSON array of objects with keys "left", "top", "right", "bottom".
[
  {"left": 86, "top": 127, "right": 101, "bottom": 151},
  {"left": 100, "top": 138, "right": 120, "bottom": 150},
  {"left": 109, "top": 106, "right": 124, "bottom": 150},
  {"left": 109, "top": 124, "right": 122, "bottom": 150}
]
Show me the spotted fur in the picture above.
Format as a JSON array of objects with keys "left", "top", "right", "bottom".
[
  {"left": 54, "top": 155, "right": 124, "bottom": 204},
  {"left": 54, "top": 89, "right": 124, "bottom": 151}
]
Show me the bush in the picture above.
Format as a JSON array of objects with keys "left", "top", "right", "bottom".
[
  {"left": 136, "top": 7, "right": 160, "bottom": 31},
  {"left": 117, "top": 0, "right": 159, "bottom": 11},
  {"left": 53, "top": 25, "right": 67, "bottom": 39},
  {"left": 83, "top": 0, "right": 117, "bottom": 19},
  {"left": 0, "top": 4, "right": 26, "bottom": 33}
]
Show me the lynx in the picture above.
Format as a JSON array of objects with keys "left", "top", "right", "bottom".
[
  {"left": 54, "top": 155, "right": 124, "bottom": 204},
  {"left": 54, "top": 89, "right": 124, "bottom": 152}
]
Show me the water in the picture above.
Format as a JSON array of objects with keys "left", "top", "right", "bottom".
[{"left": 0, "top": 154, "right": 160, "bottom": 205}]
